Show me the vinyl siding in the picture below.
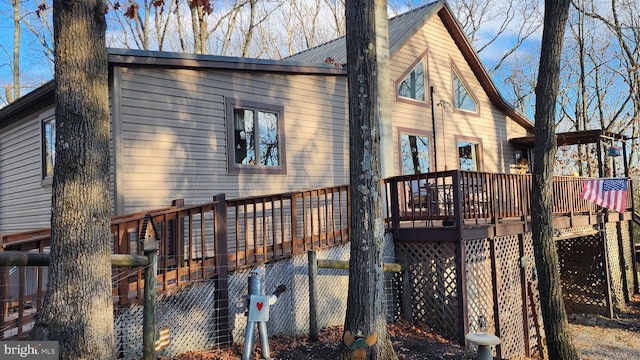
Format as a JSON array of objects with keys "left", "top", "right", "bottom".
[
  {"left": 114, "top": 66, "right": 349, "bottom": 213},
  {"left": 0, "top": 101, "right": 118, "bottom": 233},
  {"left": 0, "top": 110, "right": 52, "bottom": 232},
  {"left": 388, "top": 15, "right": 527, "bottom": 174}
]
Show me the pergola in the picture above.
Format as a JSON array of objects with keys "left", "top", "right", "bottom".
[{"left": 509, "top": 130, "right": 630, "bottom": 178}]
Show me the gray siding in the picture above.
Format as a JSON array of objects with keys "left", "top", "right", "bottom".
[
  {"left": 114, "top": 66, "right": 349, "bottom": 213},
  {"left": 0, "top": 109, "right": 52, "bottom": 232}
]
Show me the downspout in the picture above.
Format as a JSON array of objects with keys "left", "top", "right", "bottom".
[{"left": 430, "top": 86, "right": 438, "bottom": 172}]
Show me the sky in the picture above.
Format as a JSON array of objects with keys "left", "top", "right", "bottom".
[{"left": 0, "top": 0, "right": 542, "bottom": 109}]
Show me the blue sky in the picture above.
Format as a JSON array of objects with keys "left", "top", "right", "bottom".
[{"left": 0, "top": 0, "right": 541, "bottom": 110}]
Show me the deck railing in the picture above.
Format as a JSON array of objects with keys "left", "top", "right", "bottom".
[
  {"left": 0, "top": 185, "right": 350, "bottom": 338},
  {"left": 384, "top": 170, "right": 633, "bottom": 227},
  {"left": 1, "top": 171, "right": 633, "bottom": 339}
]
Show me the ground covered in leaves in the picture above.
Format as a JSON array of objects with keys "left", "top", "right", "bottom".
[
  {"left": 174, "top": 322, "right": 476, "bottom": 360},
  {"left": 175, "top": 296, "right": 640, "bottom": 360}
]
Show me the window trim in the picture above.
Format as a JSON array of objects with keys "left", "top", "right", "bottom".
[
  {"left": 456, "top": 135, "right": 483, "bottom": 171},
  {"left": 225, "top": 98, "right": 287, "bottom": 175},
  {"left": 451, "top": 62, "right": 479, "bottom": 115},
  {"left": 397, "top": 127, "right": 434, "bottom": 175},
  {"left": 40, "top": 109, "right": 56, "bottom": 187},
  {"left": 395, "top": 49, "right": 430, "bottom": 107}
]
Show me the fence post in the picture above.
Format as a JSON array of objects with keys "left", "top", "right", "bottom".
[
  {"left": 142, "top": 217, "right": 159, "bottom": 360},
  {"left": 308, "top": 250, "right": 319, "bottom": 342},
  {"left": 0, "top": 233, "right": 6, "bottom": 339},
  {"left": 214, "top": 193, "right": 232, "bottom": 345}
]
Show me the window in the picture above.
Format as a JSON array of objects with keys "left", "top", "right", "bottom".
[
  {"left": 398, "top": 61, "right": 426, "bottom": 102},
  {"left": 42, "top": 117, "right": 56, "bottom": 179},
  {"left": 453, "top": 70, "right": 477, "bottom": 112},
  {"left": 399, "top": 130, "right": 431, "bottom": 175},
  {"left": 226, "top": 99, "right": 286, "bottom": 174},
  {"left": 458, "top": 139, "right": 482, "bottom": 171}
]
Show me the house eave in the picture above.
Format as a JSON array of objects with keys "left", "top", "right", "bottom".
[
  {"left": 0, "top": 80, "right": 55, "bottom": 129},
  {"left": 107, "top": 48, "right": 347, "bottom": 76},
  {"left": 437, "top": 6, "right": 534, "bottom": 131}
]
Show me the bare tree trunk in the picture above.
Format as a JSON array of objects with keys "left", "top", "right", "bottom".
[
  {"left": 531, "top": 0, "right": 578, "bottom": 359},
  {"left": 341, "top": 1, "right": 397, "bottom": 359},
  {"left": 242, "top": 0, "right": 257, "bottom": 57},
  {"left": 191, "top": 5, "right": 203, "bottom": 54},
  {"left": 29, "top": 1, "right": 114, "bottom": 358},
  {"left": 11, "top": 0, "right": 20, "bottom": 101}
]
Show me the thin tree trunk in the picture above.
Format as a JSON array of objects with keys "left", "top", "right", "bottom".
[
  {"left": 242, "top": 0, "right": 257, "bottom": 57},
  {"left": 29, "top": 1, "right": 114, "bottom": 358},
  {"left": 11, "top": 0, "right": 20, "bottom": 101},
  {"left": 531, "top": 0, "right": 579, "bottom": 359},
  {"left": 342, "top": 1, "right": 397, "bottom": 359}
]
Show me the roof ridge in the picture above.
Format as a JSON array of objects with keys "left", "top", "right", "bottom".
[
  {"left": 282, "top": 35, "right": 346, "bottom": 61},
  {"left": 388, "top": 0, "right": 439, "bottom": 22},
  {"left": 285, "top": 1, "right": 440, "bottom": 61}
]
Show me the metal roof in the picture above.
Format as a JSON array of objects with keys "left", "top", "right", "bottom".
[
  {"left": 107, "top": 48, "right": 346, "bottom": 75},
  {"left": 509, "top": 130, "right": 630, "bottom": 148},
  {"left": 285, "top": 1, "right": 441, "bottom": 64},
  {"left": 0, "top": 0, "right": 534, "bottom": 132},
  {"left": 284, "top": 0, "right": 533, "bottom": 131}
]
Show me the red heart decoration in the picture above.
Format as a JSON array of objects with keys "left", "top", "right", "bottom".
[{"left": 256, "top": 302, "right": 263, "bottom": 311}]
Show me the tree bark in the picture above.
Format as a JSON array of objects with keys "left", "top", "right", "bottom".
[
  {"left": 29, "top": 1, "right": 115, "bottom": 358},
  {"left": 342, "top": 1, "right": 397, "bottom": 359},
  {"left": 11, "top": 0, "right": 20, "bottom": 101},
  {"left": 531, "top": 0, "right": 578, "bottom": 359}
]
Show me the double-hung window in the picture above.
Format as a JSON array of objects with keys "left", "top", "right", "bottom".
[{"left": 226, "top": 99, "right": 286, "bottom": 174}]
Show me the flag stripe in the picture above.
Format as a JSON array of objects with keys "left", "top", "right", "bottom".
[{"left": 580, "top": 178, "right": 627, "bottom": 213}]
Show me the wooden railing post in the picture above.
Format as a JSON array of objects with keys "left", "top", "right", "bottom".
[
  {"left": 213, "top": 194, "right": 231, "bottom": 345},
  {"left": 452, "top": 171, "right": 463, "bottom": 236},
  {"left": 491, "top": 174, "right": 499, "bottom": 223},
  {"left": 389, "top": 178, "right": 401, "bottom": 238},
  {"left": 171, "top": 199, "right": 185, "bottom": 268},
  {"left": 291, "top": 194, "right": 300, "bottom": 253}
]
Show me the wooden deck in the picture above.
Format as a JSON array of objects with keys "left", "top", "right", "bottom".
[
  {"left": 385, "top": 170, "right": 633, "bottom": 242},
  {"left": 0, "top": 170, "right": 634, "bottom": 339}
]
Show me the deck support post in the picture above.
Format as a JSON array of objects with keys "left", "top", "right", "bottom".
[{"left": 214, "top": 193, "right": 232, "bottom": 345}]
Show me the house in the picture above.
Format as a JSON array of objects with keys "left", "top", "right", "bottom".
[
  {"left": 0, "top": 0, "right": 532, "bottom": 233},
  {"left": 1, "top": 3, "right": 636, "bottom": 358}
]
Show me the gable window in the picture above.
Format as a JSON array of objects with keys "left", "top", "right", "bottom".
[
  {"left": 399, "top": 129, "right": 431, "bottom": 175},
  {"left": 398, "top": 61, "right": 425, "bottom": 102},
  {"left": 453, "top": 70, "right": 477, "bottom": 113},
  {"left": 395, "top": 50, "right": 430, "bottom": 105},
  {"left": 42, "top": 117, "right": 56, "bottom": 180},
  {"left": 458, "top": 138, "right": 482, "bottom": 171},
  {"left": 226, "top": 98, "right": 286, "bottom": 174}
]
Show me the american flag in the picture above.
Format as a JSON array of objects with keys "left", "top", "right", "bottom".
[{"left": 580, "top": 178, "right": 627, "bottom": 213}]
